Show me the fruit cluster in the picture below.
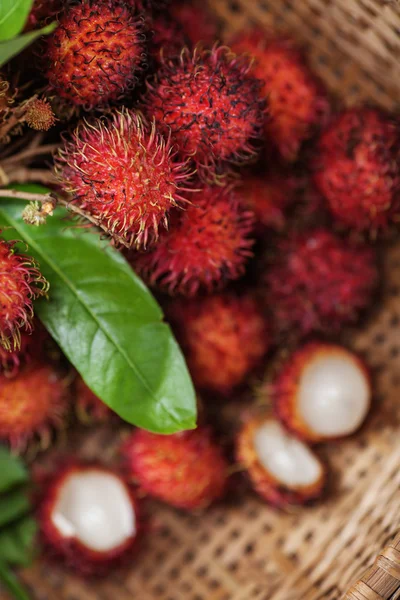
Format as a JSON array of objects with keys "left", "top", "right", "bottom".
[{"left": 0, "top": 0, "right": 394, "bottom": 578}]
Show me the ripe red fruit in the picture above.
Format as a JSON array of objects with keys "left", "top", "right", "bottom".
[
  {"left": 132, "top": 186, "right": 255, "bottom": 296},
  {"left": 170, "top": 0, "right": 219, "bottom": 47},
  {"left": 45, "top": 0, "right": 146, "bottom": 108},
  {"left": 272, "top": 342, "right": 371, "bottom": 443},
  {"left": 122, "top": 427, "right": 228, "bottom": 510},
  {"left": 0, "top": 239, "right": 48, "bottom": 351},
  {"left": 0, "top": 359, "right": 69, "bottom": 451},
  {"left": 143, "top": 46, "right": 266, "bottom": 176},
  {"left": 236, "top": 414, "right": 326, "bottom": 506},
  {"left": 56, "top": 109, "right": 192, "bottom": 248},
  {"left": 170, "top": 293, "right": 270, "bottom": 394},
  {"left": 237, "top": 172, "right": 296, "bottom": 233},
  {"left": 76, "top": 378, "right": 113, "bottom": 423},
  {"left": 263, "top": 229, "right": 377, "bottom": 337},
  {"left": 231, "top": 30, "right": 330, "bottom": 162},
  {"left": 39, "top": 463, "right": 139, "bottom": 575},
  {"left": 312, "top": 108, "right": 400, "bottom": 233}
]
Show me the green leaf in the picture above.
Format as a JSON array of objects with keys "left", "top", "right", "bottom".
[
  {"left": 0, "top": 516, "right": 37, "bottom": 566},
  {"left": 0, "top": 186, "right": 197, "bottom": 434},
  {"left": 0, "top": 448, "right": 27, "bottom": 495},
  {"left": 0, "top": 490, "right": 30, "bottom": 529},
  {"left": 0, "top": 0, "right": 34, "bottom": 41},
  {"left": 0, "top": 23, "right": 57, "bottom": 67},
  {"left": 0, "top": 561, "right": 31, "bottom": 600}
]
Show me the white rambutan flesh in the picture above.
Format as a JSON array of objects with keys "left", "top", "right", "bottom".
[
  {"left": 298, "top": 353, "right": 370, "bottom": 437},
  {"left": 51, "top": 470, "right": 136, "bottom": 552},
  {"left": 253, "top": 420, "right": 322, "bottom": 487}
]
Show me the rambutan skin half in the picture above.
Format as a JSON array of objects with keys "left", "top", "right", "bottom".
[
  {"left": 0, "top": 359, "right": 69, "bottom": 451},
  {"left": 169, "top": 0, "right": 219, "bottom": 47},
  {"left": 169, "top": 293, "right": 271, "bottom": 395},
  {"left": 236, "top": 415, "right": 326, "bottom": 507},
  {"left": 38, "top": 463, "right": 140, "bottom": 576},
  {"left": 44, "top": 0, "right": 146, "bottom": 108},
  {"left": 312, "top": 107, "right": 400, "bottom": 232},
  {"left": 122, "top": 427, "right": 228, "bottom": 510},
  {"left": 231, "top": 29, "right": 330, "bottom": 162},
  {"left": 0, "top": 239, "right": 49, "bottom": 351},
  {"left": 263, "top": 228, "right": 378, "bottom": 337},
  {"left": 56, "top": 109, "right": 192, "bottom": 248},
  {"left": 143, "top": 46, "right": 266, "bottom": 175},
  {"left": 272, "top": 342, "right": 372, "bottom": 443},
  {"left": 132, "top": 185, "right": 255, "bottom": 296}
]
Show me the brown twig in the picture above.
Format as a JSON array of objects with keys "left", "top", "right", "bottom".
[
  {"left": 0, "top": 189, "right": 57, "bottom": 202},
  {"left": 2, "top": 143, "right": 59, "bottom": 167},
  {"left": 4, "top": 167, "right": 58, "bottom": 186}
]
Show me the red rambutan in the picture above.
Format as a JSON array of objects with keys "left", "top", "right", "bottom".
[
  {"left": 263, "top": 228, "right": 378, "bottom": 337},
  {"left": 122, "top": 427, "right": 228, "bottom": 510},
  {"left": 170, "top": 0, "right": 219, "bottom": 47},
  {"left": 231, "top": 30, "right": 330, "bottom": 162},
  {"left": 0, "top": 359, "right": 69, "bottom": 451},
  {"left": 312, "top": 107, "right": 400, "bottom": 233},
  {"left": 0, "top": 239, "right": 48, "bottom": 351},
  {"left": 39, "top": 463, "right": 139, "bottom": 575},
  {"left": 56, "top": 109, "right": 192, "bottom": 248},
  {"left": 272, "top": 342, "right": 371, "bottom": 443},
  {"left": 45, "top": 0, "right": 146, "bottom": 108},
  {"left": 169, "top": 293, "right": 271, "bottom": 394},
  {"left": 236, "top": 414, "right": 326, "bottom": 506},
  {"left": 132, "top": 185, "right": 255, "bottom": 295},
  {"left": 143, "top": 46, "right": 266, "bottom": 177},
  {"left": 149, "top": 13, "right": 188, "bottom": 65},
  {"left": 76, "top": 377, "right": 113, "bottom": 423}
]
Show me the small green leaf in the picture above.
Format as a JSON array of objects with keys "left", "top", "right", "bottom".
[
  {"left": 0, "top": 561, "right": 31, "bottom": 600},
  {"left": 0, "top": 0, "right": 34, "bottom": 41},
  {"left": 0, "top": 186, "right": 197, "bottom": 434},
  {"left": 0, "top": 23, "right": 56, "bottom": 67},
  {"left": 0, "top": 516, "right": 37, "bottom": 566},
  {"left": 0, "top": 448, "right": 27, "bottom": 495},
  {"left": 0, "top": 490, "right": 30, "bottom": 529}
]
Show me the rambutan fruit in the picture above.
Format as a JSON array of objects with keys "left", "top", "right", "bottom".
[
  {"left": 231, "top": 30, "right": 330, "bottom": 162},
  {"left": 170, "top": 0, "right": 219, "bottom": 47},
  {"left": 312, "top": 107, "right": 400, "bottom": 233},
  {"left": 263, "top": 228, "right": 378, "bottom": 337},
  {"left": 76, "top": 377, "right": 113, "bottom": 423},
  {"left": 272, "top": 342, "right": 371, "bottom": 443},
  {"left": 143, "top": 46, "right": 266, "bottom": 177},
  {"left": 236, "top": 414, "right": 326, "bottom": 507},
  {"left": 237, "top": 172, "right": 296, "bottom": 233},
  {"left": 169, "top": 293, "right": 270, "bottom": 394},
  {"left": 39, "top": 463, "right": 139, "bottom": 575},
  {"left": 149, "top": 13, "right": 188, "bottom": 66},
  {"left": 25, "top": 98, "right": 56, "bottom": 131},
  {"left": 0, "top": 359, "right": 69, "bottom": 451},
  {"left": 44, "top": 0, "right": 146, "bottom": 108},
  {"left": 0, "top": 239, "right": 49, "bottom": 351},
  {"left": 132, "top": 185, "right": 255, "bottom": 295},
  {"left": 122, "top": 427, "right": 228, "bottom": 510},
  {"left": 56, "top": 109, "right": 192, "bottom": 248}
]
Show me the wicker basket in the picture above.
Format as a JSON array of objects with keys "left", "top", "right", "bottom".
[{"left": 6, "top": 1, "right": 400, "bottom": 599}]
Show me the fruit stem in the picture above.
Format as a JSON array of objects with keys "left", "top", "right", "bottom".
[
  {"left": 1, "top": 144, "right": 59, "bottom": 167},
  {"left": 0, "top": 561, "right": 31, "bottom": 600}
]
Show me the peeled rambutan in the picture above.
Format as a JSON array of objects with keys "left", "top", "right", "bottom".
[
  {"left": 237, "top": 172, "right": 296, "bottom": 233},
  {"left": 312, "top": 107, "right": 400, "bottom": 233},
  {"left": 76, "top": 377, "right": 113, "bottom": 423},
  {"left": 143, "top": 46, "right": 266, "bottom": 176},
  {"left": 56, "top": 109, "right": 192, "bottom": 248},
  {"left": 236, "top": 414, "right": 326, "bottom": 507},
  {"left": 263, "top": 228, "right": 378, "bottom": 337},
  {"left": 169, "top": 293, "right": 270, "bottom": 394},
  {"left": 0, "top": 359, "right": 69, "bottom": 451},
  {"left": 39, "top": 463, "right": 139, "bottom": 575},
  {"left": 149, "top": 13, "right": 188, "bottom": 65},
  {"left": 0, "top": 239, "right": 48, "bottom": 351},
  {"left": 122, "top": 427, "right": 228, "bottom": 510},
  {"left": 231, "top": 30, "right": 330, "bottom": 162},
  {"left": 45, "top": 0, "right": 146, "bottom": 108},
  {"left": 132, "top": 185, "right": 254, "bottom": 295},
  {"left": 170, "top": 0, "right": 219, "bottom": 47},
  {"left": 272, "top": 342, "right": 371, "bottom": 443}
]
